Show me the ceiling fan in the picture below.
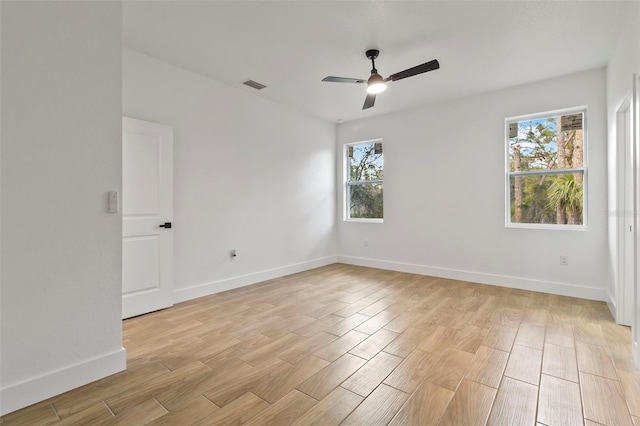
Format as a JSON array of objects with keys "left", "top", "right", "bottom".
[{"left": 322, "top": 49, "right": 440, "bottom": 110}]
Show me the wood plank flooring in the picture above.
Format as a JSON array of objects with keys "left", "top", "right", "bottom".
[{"left": 2, "top": 264, "right": 639, "bottom": 425}]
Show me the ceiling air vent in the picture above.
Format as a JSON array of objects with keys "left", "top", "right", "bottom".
[{"left": 242, "top": 80, "right": 267, "bottom": 90}]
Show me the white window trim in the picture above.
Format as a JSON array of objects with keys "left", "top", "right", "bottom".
[
  {"left": 505, "top": 106, "right": 588, "bottom": 230},
  {"left": 344, "top": 138, "right": 384, "bottom": 223}
]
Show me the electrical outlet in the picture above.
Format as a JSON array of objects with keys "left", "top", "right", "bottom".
[{"left": 559, "top": 255, "right": 568, "bottom": 266}]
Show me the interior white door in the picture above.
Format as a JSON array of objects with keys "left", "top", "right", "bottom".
[{"left": 122, "top": 117, "right": 174, "bottom": 319}]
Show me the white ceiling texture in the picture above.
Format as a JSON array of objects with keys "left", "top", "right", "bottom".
[{"left": 123, "top": 1, "right": 636, "bottom": 123}]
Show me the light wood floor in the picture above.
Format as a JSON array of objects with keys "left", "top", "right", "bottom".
[{"left": 2, "top": 264, "right": 639, "bottom": 425}]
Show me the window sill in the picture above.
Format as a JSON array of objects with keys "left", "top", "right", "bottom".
[
  {"left": 346, "top": 218, "right": 384, "bottom": 224},
  {"left": 506, "top": 222, "right": 588, "bottom": 231}
]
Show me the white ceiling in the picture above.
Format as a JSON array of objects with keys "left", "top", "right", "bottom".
[{"left": 123, "top": 1, "right": 636, "bottom": 123}]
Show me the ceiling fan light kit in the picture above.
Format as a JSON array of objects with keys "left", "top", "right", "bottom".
[
  {"left": 366, "top": 74, "right": 387, "bottom": 94},
  {"left": 322, "top": 48, "right": 439, "bottom": 110}
]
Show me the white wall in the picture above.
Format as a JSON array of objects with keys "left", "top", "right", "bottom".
[
  {"left": 606, "top": 2, "right": 640, "bottom": 361},
  {"left": 0, "top": 1, "right": 124, "bottom": 415},
  {"left": 123, "top": 49, "right": 337, "bottom": 301},
  {"left": 337, "top": 68, "right": 609, "bottom": 301}
]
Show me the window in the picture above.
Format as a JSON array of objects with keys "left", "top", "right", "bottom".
[
  {"left": 345, "top": 140, "right": 383, "bottom": 221},
  {"left": 506, "top": 108, "right": 586, "bottom": 228}
]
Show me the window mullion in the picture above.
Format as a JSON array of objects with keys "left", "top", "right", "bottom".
[
  {"left": 347, "top": 180, "right": 383, "bottom": 186},
  {"left": 509, "top": 168, "right": 585, "bottom": 178}
]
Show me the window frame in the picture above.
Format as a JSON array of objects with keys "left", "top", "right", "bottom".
[
  {"left": 344, "top": 138, "right": 384, "bottom": 223},
  {"left": 505, "top": 106, "right": 588, "bottom": 230}
]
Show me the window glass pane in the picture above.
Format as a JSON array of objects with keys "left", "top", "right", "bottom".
[
  {"left": 348, "top": 142, "right": 383, "bottom": 181},
  {"left": 349, "top": 183, "right": 383, "bottom": 219},
  {"left": 509, "top": 112, "right": 584, "bottom": 172},
  {"left": 510, "top": 172, "right": 583, "bottom": 225}
]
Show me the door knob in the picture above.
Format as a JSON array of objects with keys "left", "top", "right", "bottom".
[{"left": 159, "top": 222, "right": 172, "bottom": 229}]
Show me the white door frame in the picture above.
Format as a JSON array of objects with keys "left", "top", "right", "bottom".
[
  {"left": 632, "top": 73, "right": 640, "bottom": 366},
  {"left": 617, "top": 95, "right": 634, "bottom": 326}
]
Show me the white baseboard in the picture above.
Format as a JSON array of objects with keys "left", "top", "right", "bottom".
[
  {"left": 173, "top": 256, "right": 339, "bottom": 304},
  {"left": 0, "top": 348, "right": 126, "bottom": 416},
  {"left": 338, "top": 255, "right": 608, "bottom": 301},
  {"left": 633, "top": 340, "right": 639, "bottom": 367}
]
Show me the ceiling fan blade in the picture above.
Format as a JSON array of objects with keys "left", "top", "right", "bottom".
[
  {"left": 388, "top": 59, "right": 440, "bottom": 82},
  {"left": 322, "top": 76, "right": 366, "bottom": 83},
  {"left": 362, "top": 93, "right": 376, "bottom": 110}
]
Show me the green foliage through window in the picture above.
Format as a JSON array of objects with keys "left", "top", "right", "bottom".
[
  {"left": 346, "top": 141, "right": 383, "bottom": 220},
  {"left": 507, "top": 110, "right": 585, "bottom": 226}
]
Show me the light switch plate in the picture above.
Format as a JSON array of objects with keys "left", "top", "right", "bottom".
[{"left": 108, "top": 191, "right": 119, "bottom": 213}]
